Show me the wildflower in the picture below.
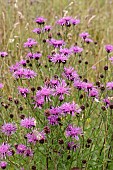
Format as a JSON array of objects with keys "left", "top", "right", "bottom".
[
  {"left": 34, "top": 96, "right": 45, "bottom": 108},
  {"left": 71, "top": 46, "right": 83, "bottom": 54},
  {"left": 19, "top": 59, "right": 27, "bottom": 66},
  {"left": 109, "top": 56, "right": 113, "bottom": 64},
  {"left": 48, "top": 115, "right": 59, "bottom": 125},
  {"left": 16, "top": 144, "right": 26, "bottom": 155},
  {"left": 43, "top": 25, "right": 52, "bottom": 32},
  {"left": 1, "top": 123, "right": 17, "bottom": 136},
  {"left": 56, "top": 16, "right": 72, "bottom": 26},
  {"left": 67, "top": 142, "right": 78, "bottom": 151},
  {"left": 63, "top": 67, "right": 79, "bottom": 81},
  {"left": 105, "top": 44, "right": 113, "bottom": 53},
  {"left": 13, "top": 68, "right": 37, "bottom": 79},
  {"left": 20, "top": 117, "right": 36, "bottom": 129},
  {"left": 32, "top": 52, "right": 42, "bottom": 60},
  {"left": 54, "top": 80, "right": 70, "bottom": 100},
  {"left": 9, "top": 62, "right": 21, "bottom": 72},
  {"left": 33, "top": 28, "right": 42, "bottom": 34},
  {"left": 0, "top": 143, "right": 12, "bottom": 159},
  {"left": 0, "top": 52, "right": 8, "bottom": 57},
  {"left": 26, "top": 130, "right": 45, "bottom": 144},
  {"left": 71, "top": 19, "right": 80, "bottom": 25},
  {"left": 0, "top": 161, "right": 7, "bottom": 169},
  {"left": 79, "top": 32, "right": 90, "bottom": 39},
  {"left": 85, "top": 38, "right": 93, "bottom": 43},
  {"left": 35, "top": 17, "right": 46, "bottom": 25},
  {"left": 59, "top": 102, "right": 81, "bottom": 116},
  {"left": 18, "top": 87, "right": 29, "bottom": 97},
  {"left": 106, "top": 82, "right": 113, "bottom": 90},
  {"left": 0, "top": 83, "right": 4, "bottom": 89},
  {"left": 88, "top": 88, "right": 99, "bottom": 98},
  {"left": 59, "top": 47, "right": 72, "bottom": 56},
  {"left": 24, "top": 148, "right": 33, "bottom": 157},
  {"left": 47, "top": 38, "right": 65, "bottom": 48},
  {"left": 50, "top": 53, "right": 68, "bottom": 64},
  {"left": 65, "top": 124, "right": 82, "bottom": 140},
  {"left": 24, "top": 38, "right": 37, "bottom": 48}
]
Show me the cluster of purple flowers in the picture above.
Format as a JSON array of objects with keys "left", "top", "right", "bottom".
[
  {"left": 26, "top": 52, "right": 42, "bottom": 60},
  {"left": 0, "top": 52, "right": 8, "bottom": 57},
  {"left": 33, "top": 25, "right": 52, "bottom": 34},
  {"left": 56, "top": 16, "right": 80, "bottom": 26},
  {"left": 1, "top": 123, "right": 17, "bottom": 136},
  {"left": 15, "top": 144, "right": 33, "bottom": 157},
  {"left": 63, "top": 67, "right": 80, "bottom": 81},
  {"left": 65, "top": 124, "right": 82, "bottom": 140},
  {"left": 18, "top": 87, "right": 29, "bottom": 97},
  {"left": 12, "top": 67, "right": 37, "bottom": 79},
  {"left": 24, "top": 38, "right": 37, "bottom": 48}
]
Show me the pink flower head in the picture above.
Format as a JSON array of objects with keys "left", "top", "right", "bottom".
[
  {"left": 24, "top": 38, "right": 37, "bottom": 48},
  {"left": 0, "top": 143, "right": 12, "bottom": 159},
  {"left": 43, "top": 25, "right": 52, "bottom": 32},
  {"left": 71, "top": 46, "right": 83, "bottom": 54},
  {"left": 79, "top": 32, "right": 90, "bottom": 39},
  {"left": 1, "top": 123, "right": 17, "bottom": 136},
  {"left": 18, "top": 87, "right": 29, "bottom": 97},
  {"left": 71, "top": 18, "right": 80, "bottom": 25},
  {"left": 106, "top": 82, "right": 113, "bottom": 90},
  {"left": 0, "top": 161, "right": 7, "bottom": 169},
  {"left": 105, "top": 44, "right": 113, "bottom": 53},
  {"left": 0, "top": 83, "right": 4, "bottom": 89},
  {"left": 20, "top": 117, "right": 36, "bottom": 129},
  {"left": 50, "top": 53, "right": 68, "bottom": 64},
  {"left": 0, "top": 52, "right": 8, "bottom": 57},
  {"left": 33, "top": 28, "right": 42, "bottom": 34},
  {"left": 47, "top": 38, "right": 65, "bottom": 48},
  {"left": 35, "top": 17, "right": 46, "bottom": 25},
  {"left": 65, "top": 124, "right": 82, "bottom": 140}
]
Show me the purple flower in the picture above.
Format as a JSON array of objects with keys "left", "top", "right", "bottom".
[
  {"left": 89, "top": 88, "right": 99, "bottom": 98},
  {"left": 50, "top": 53, "right": 68, "bottom": 64},
  {"left": 105, "top": 44, "right": 113, "bottom": 53},
  {"left": 67, "top": 142, "right": 78, "bottom": 151},
  {"left": 1, "top": 123, "right": 17, "bottom": 136},
  {"left": 0, "top": 161, "right": 7, "bottom": 169},
  {"left": 47, "top": 38, "right": 65, "bottom": 48},
  {"left": 0, "top": 52, "right": 8, "bottom": 57},
  {"left": 34, "top": 96, "right": 45, "bottom": 108},
  {"left": 48, "top": 115, "right": 59, "bottom": 125},
  {"left": 85, "top": 38, "right": 93, "bottom": 43},
  {"left": 26, "top": 130, "right": 45, "bottom": 144},
  {"left": 24, "top": 38, "right": 37, "bottom": 48},
  {"left": 65, "top": 124, "right": 82, "bottom": 140},
  {"left": 13, "top": 68, "right": 37, "bottom": 79},
  {"left": 35, "top": 17, "right": 46, "bottom": 25},
  {"left": 79, "top": 32, "right": 90, "bottom": 39},
  {"left": 59, "top": 48, "right": 72, "bottom": 56},
  {"left": 59, "top": 102, "right": 81, "bottom": 116},
  {"left": 74, "top": 80, "right": 84, "bottom": 90},
  {"left": 0, "top": 83, "right": 4, "bottom": 89},
  {"left": 43, "top": 25, "right": 52, "bottom": 32},
  {"left": 18, "top": 87, "right": 29, "bottom": 97},
  {"left": 16, "top": 144, "right": 27, "bottom": 155},
  {"left": 24, "top": 148, "right": 33, "bottom": 157},
  {"left": 109, "top": 56, "right": 113, "bottom": 64},
  {"left": 54, "top": 80, "right": 70, "bottom": 100},
  {"left": 19, "top": 59, "right": 27, "bottom": 66},
  {"left": 33, "top": 52, "right": 42, "bottom": 60},
  {"left": 0, "top": 143, "right": 12, "bottom": 159},
  {"left": 36, "top": 86, "right": 52, "bottom": 99},
  {"left": 71, "top": 18, "right": 80, "bottom": 25},
  {"left": 20, "top": 117, "right": 36, "bottom": 129},
  {"left": 56, "top": 16, "right": 72, "bottom": 26},
  {"left": 63, "top": 67, "right": 80, "bottom": 81},
  {"left": 33, "top": 28, "right": 42, "bottom": 34},
  {"left": 9, "top": 62, "right": 21, "bottom": 72},
  {"left": 71, "top": 46, "right": 83, "bottom": 54},
  {"left": 106, "top": 82, "right": 113, "bottom": 90}
]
